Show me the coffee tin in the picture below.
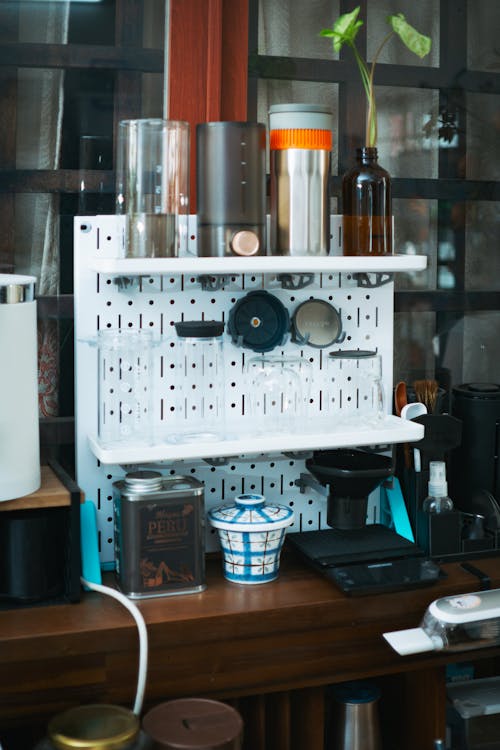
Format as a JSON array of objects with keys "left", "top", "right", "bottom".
[{"left": 113, "top": 471, "right": 205, "bottom": 598}]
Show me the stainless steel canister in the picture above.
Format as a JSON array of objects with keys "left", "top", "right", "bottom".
[
  {"left": 269, "top": 103, "right": 332, "bottom": 256},
  {"left": 113, "top": 471, "right": 205, "bottom": 598},
  {"left": 329, "top": 682, "right": 382, "bottom": 750},
  {"left": 196, "top": 121, "right": 266, "bottom": 257},
  {"left": 34, "top": 704, "right": 151, "bottom": 750}
]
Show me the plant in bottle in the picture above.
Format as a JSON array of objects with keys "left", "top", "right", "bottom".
[{"left": 321, "top": 8, "right": 432, "bottom": 255}]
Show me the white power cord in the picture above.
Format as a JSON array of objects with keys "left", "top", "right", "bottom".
[{"left": 80, "top": 577, "right": 148, "bottom": 715}]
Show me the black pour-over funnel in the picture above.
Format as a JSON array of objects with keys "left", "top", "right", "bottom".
[{"left": 306, "top": 449, "right": 394, "bottom": 529}]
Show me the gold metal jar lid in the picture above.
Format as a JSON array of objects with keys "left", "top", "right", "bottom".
[{"left": 48, "top": 704, "right": 139, "bottom": 750}]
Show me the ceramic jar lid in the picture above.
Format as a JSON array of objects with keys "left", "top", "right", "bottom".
[{"left": 208, "top": 493, "right": 294, "bottom": 532}]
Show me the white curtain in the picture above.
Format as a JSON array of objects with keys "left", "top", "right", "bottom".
[
  {"left": 16, "top": 0, "right": 69, "bottom": 295},
  {"left": 15, "top": 1, "right": 70, "bottom": 417}
]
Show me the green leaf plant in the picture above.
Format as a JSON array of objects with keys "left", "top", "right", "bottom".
[{"left": 321, "top": 7, "right": 431, "bottom": 147}]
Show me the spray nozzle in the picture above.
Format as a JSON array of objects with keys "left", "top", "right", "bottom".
[{"left": 428, "top": 460, "right": 448, "bottom": 497}]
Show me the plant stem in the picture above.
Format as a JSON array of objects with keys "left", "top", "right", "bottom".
[
  {"left": 366, "top": 30, "right": 395, "bottom": 146},
  {"left": 350, "top": 42, "right": 371, "bottom": 99}
]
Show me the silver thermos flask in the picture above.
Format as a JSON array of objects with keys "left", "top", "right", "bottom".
[
  {"left": 269, "top": 103, "right": 332, "bottom": 256},
  {"left": 0, "top": 274, "right": 40, "bottom": 501},
  {"left": 330, "top": 682, "right": 382, "bottom": 750}
]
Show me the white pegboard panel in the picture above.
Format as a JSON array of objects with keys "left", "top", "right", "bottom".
[{"left": 74, "top": 215, "right": 418, "bottom": 565}]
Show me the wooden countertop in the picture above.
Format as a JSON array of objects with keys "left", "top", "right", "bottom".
[
  {"left": 1, "top": 548, "right": 500, "bottom": 731},
  {"left": 0, "top": 464, "right": 74, "bottom": 511}
]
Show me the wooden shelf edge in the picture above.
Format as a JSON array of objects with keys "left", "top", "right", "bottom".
[{"left": 0, "top": 464, "right": 79, "bottom": 511}]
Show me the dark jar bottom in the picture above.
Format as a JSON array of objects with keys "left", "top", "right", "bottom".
[{"left": 342, "top": 214, "right": 393, "bottom": 256}]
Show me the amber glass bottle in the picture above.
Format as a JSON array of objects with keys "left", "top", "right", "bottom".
[{"left": 342, "top": 147, "right": 393, "bottom": 256}]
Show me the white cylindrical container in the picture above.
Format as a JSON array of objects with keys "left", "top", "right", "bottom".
[{"left": 0, "top": 274, "right": 40, "bottom": 501}]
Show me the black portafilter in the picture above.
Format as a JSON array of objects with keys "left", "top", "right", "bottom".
[{"left": 306, "top": 449, "right": 394, "bottom": 530}]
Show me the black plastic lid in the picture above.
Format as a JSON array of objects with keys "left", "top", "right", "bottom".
[
  {"left": 174, "top": 320, "right": 225, "bottom": 338},
  {"left": 329, "top": 349, "right": 377, "bottom": 359},
  {"left": 332, "top": 681, "right": 381, "bottom": 705},
  {"left": 227, "top": 290, "right": 289, "bottom": 353},
  {"left": 453, "top": 382, "right": 500, "bottom": 398}
]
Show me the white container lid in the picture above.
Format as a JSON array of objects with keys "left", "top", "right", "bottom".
[
  {"left": 269, "top": 103, "right": 333, "bottom": 131},
  {"left": 208, "top": 493, "right": 294, "bottom": 532},
  {"left": 0, "top": 274, "right": 36, "bottom": 303}
]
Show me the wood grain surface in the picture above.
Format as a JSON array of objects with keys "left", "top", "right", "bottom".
[{"left": 1, "top": 548, "right": 500, "bottom": 749}]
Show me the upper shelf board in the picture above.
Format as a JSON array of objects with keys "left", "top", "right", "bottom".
[{"left": 91, "top": 254, "right": 428, "bottom": 277}]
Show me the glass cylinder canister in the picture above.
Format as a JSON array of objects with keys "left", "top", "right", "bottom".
[
  {"left": 116, "top": 118, "right": 190, "bottom": 258},
  {"left": 325, "top": 350, "right": 385, "bottom": 426},
  {"left": 196, "top": 121, "right": 266, "bottom": 257},
  {"left": 113, "top": 470, "right": 205, "bottom": 599},
  {"left": 342, "top": 147, "right": 393, "bottom": 256},
  {"left": 96, "top": 329, "right": 155, "bottom": 448},
  {"left": 172, "top": 320, "right": 226, "bottom": 442},
  {"left": 269, "top": 103, "right": 332, "bottom": 256}
]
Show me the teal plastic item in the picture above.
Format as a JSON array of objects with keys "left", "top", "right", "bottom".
[
  {"left": 380, "top": 477, "right": 415, "bottom": 542},
  {"left": 80, "top": 500, "right": 102, "bottom": 586}
]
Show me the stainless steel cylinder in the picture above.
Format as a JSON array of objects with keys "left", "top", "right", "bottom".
[
  {"left": 330, "top": 682, "right": 382, "bottom": 750},
  {"left": 269, "top": 103, "right": 332, "bottom": 256},
  {"left": 196, "top": 121, "right": 266, "bottom": 257}
]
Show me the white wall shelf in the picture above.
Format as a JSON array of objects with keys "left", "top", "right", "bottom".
[
  {"left": 92, "top": 253, "right": 427, "bottom": 277},
  {"left": 88, "top": 416, "right": 424, "bottom": 465},
  {"left": 75, "top": 215, "right": 428, "bottom": 564}
]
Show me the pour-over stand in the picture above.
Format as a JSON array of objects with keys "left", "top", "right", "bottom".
[{"left": 287, "top": 449, "right": 443, "bottom": 595}]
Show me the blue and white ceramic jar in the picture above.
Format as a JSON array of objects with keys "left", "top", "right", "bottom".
[{"left": 208, "top": 493, "right": 294, "bottom": 584}]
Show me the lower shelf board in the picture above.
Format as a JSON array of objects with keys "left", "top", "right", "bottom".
[{"left": 88, "top": 415, "right": 424, "bottom": 465}]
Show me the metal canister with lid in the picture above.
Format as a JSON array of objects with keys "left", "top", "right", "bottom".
[
  {"left": 196, "top": 121, "right": 266, "bottom": 257},
  {"left": 113, "top": 471, "right": 205, "bottom": 599},
  {"left": 269, "top": 103, "right": 332, "bottom": 256},
  {"left": 34, "top": 704, "right": 152, "bottom": 749}
]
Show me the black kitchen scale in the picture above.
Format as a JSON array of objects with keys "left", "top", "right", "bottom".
[{"left": 287, "top": 449, "right": 443, "bottom": 596}]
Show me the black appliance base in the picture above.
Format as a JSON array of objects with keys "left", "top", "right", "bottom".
[{"left": 287, "top": 525, "right": 444, "bottom": 596}]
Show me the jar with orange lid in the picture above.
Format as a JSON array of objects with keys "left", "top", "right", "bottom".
[{"left": 269, "top": 103, "right": 332, "bottom": 256}]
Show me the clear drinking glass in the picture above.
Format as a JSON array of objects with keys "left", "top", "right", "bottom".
[
  {"left": 325, "top": 350, "right": 385, "bottom": 427},
  {"left": 116, "top": 119, "right": 189, "bottom": 258},
  {"left": 96, "top": 329, "right": 155, "bottom": 447},
  {"left": 246, "top": 355, "right": 312, "bottom": 433}
]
